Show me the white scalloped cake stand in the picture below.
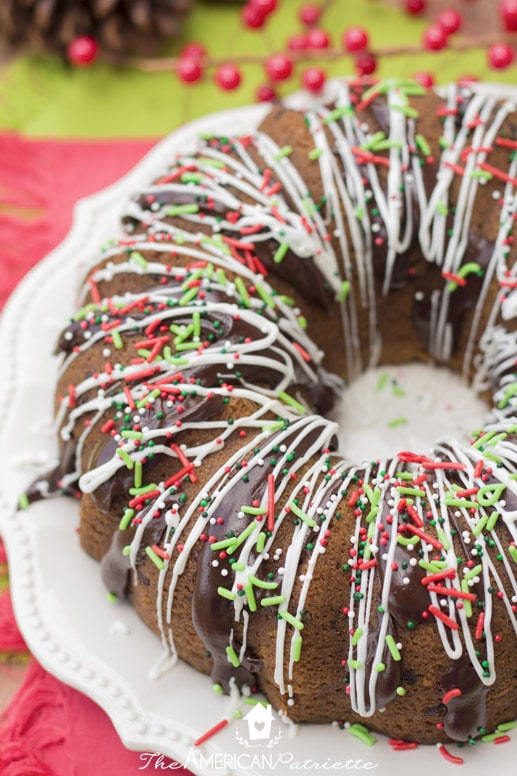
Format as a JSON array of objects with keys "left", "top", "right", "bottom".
[{"left": 1, "top": 98, "right": 516, "bottom": 776}]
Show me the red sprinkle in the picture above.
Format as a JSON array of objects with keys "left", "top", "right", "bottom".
[
  {"left": 193, "top": 718, "right": 229, "bottom": 747},
  {"left": 267, "top": 473, "right": 275, "bottom": 532},
  {"left": 442, "top": 688, "right": 462, "bottom": 704},
  {"left": 428, "top": 605, "right": 459, "bottom": 630},
  {"left": 438, "top": 744, "right": 464, "bottom": 765}
]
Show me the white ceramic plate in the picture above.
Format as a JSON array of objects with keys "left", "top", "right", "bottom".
[{"left": 1, "top": 98, "right": 517, "bottom": 776}]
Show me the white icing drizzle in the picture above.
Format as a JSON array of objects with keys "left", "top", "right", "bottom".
[{"left": 40, "top": 79, "right": 517, "bottom": 735}]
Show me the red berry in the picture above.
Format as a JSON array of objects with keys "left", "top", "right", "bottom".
[
  {"left": 413, "top": 71, "right": 435, "bottom": 88},
  {"left": 501, "top": 0, "right": 517, "bottom": 31},
  {"left": 355, "top": 51, "right": 377, "bottom": 77},
  {"left": 257, "top": 83, "right": 277, "bottom": 102},
  {"left": 405, "top": 0, "right": 426, "bottom": 14},
  {"left": 488, "top": 42, "right": 515, "bottom": 70},
  {"left": 180, "top": 42, "right": 206, "bottom": 59},
  {"left": 301, "top": 67, "right": 326, "bottom": 93},
  {"left": 305, "top": 27, "right": 331, "bottom": 49},
  {"left": 288, "top": 33, "right": 308, "bottom": 52},
  {"left": 67, "top": 35, "right": 98, "bottom": 66},
  {"left": 343, "top": 26, "right": 369, "bottom": 53},
  {"left": 242, "top": 5, "right": 266, "bottom": 28},
  {"left": 215, "top": 64, "right": 242, "bottom": 90},
  {"left": 250, "top": 0, "right": 277, "bottom": 14},
  {"left": 177, "top": 57, "right": 203, "bottom": 83},
  {"left": 300, "top": 4, "right": 321, "bottom": 26},
  {"left": 423, "top": 24, "right": 448, "bottom": 51},
  {"left": 437, "top": 9, "right": 463, "bottom": 36},
  {"left": 265, "top": 53, "right": 293, "bottom": 82}
]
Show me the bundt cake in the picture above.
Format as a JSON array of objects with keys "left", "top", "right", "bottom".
[{"left": 27, "top": 77, "right": 517, "bottom": 746}]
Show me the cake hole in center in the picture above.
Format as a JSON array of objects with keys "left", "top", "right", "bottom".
[{"left": 330, "top": 363, "right": 489, "bottom": 464}]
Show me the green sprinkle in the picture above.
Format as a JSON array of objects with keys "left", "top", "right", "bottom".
[
  {"left": 289, "top": 501, "right": 316, "bottom": 528},
  {"left": 303, "top": 197, "right": 315, "bottom": 217},
  {"left": 351, "top": 628, "right": 363, "bottom": 646},
  {"left": 338, "top": 280, "right": 351, "bottom": 302},
  {"left": 216, "top": 268, "right": 227, "bottom": 286},
  {"left": 133, "top": 460, "right": 143, "bottom": 489},
  {"left": 385, "top": 634, "right": 401, "bottom": 661},
  {"left": 130, "top": 251, "right": 148, "bottom": 269},
  {"left": 392, "top": 104, "right": 419, "bottom": 119},
  {"left": 348, "top": 659, "right": 362, "bottom": 670},
  {"left": 477, "top": 483, "right": 506, "bottom": 507},
  {"left": 255, "top": 284, "right": 275, "bottom": 308},
  {"left": 167, "top": 204, "right": 199, "bottom": 217},
  {"left": 128, "top": 482, "right": 157, "bottom": 496},
  {"left": 277, "top": 390, "right": 306, "bottom": 415},
  {"left": 121, "top": 429, "right": 143, "bottom": 440},
  {"left": 461, "top": 580, "right": 473, "bottom": 618},
  {"left": 472, "top": 514, "right": 488, "bottom": 537},
  {"left": 18, "top": 493, "right": 29, "bottom": 510},
  {"left": 509, "top": 545, "right": 517, "bottom": 564},
  {"left": 445, "top": 498, "right": 478, "bottom": 509},
  {"left": 397, "top": 534, "right": 420, "bottom": 547},
  {"left": 487, "top": 512, "right": 499, "bottom": 531},
  {"left": 226, "top": 645, "right": 240, "bottom": 667},
  {"left": 397, "top": 486, "right": 426, "bottom": 497},
  {"left": 261, "top": 595, "right": 286, "bottom": 606},
  {"left": 199, "top": 157, "right": 225, "bottom": 168},
  {"left": 211, "top": 521, "right": 258, "bottom": 553},
  {"left": 212, "top": 683, "right": 224, "bottom": 695},
  {"left": 122, "top": 545, "right": 131, "bottom": 556},
  {"left": 241, "top": 505, "right": 267, "bottom": 516},
  {"left": 375, "top": 662, "right": 386, "bottom": 673},
  {"left": 111, "top": 329, "right": 123, "bottom": 349},
  {"left": 248, "top": 574, "right": 278, "bottom": 590},
  {"left": 323, "top": 106, "right": 351, "bottom": 124},
  {"left": 178, "top": 287, "right": 199, "bottom": 306},
  {"left": 498, "top": 381, "right": 517, "bottom": 409},
  {"left": 145, "top": 546, "right": 165, "bottom": 571},
  {"left": 217, "top": 586, "right": 236, "bottom": 601},
  {"left": 415, "top": 133, "right": 432, "bottom": 158},
  {"left": 293, "top": 633, "right": 303, "bottom": 662},
  {"left": 273, "top": 145, "right": 293, "bottom": 161},
  {"left": 119, "top": 508, "right": 135, "bottom": 530},
  {"left": 256, "top": 532, "right": 266, "bottom": 553},
  {"left": 388, "top": 416, "right": 408, "bottom": 428},
  {"left": 496, "top": 721, "right": 516, "bottom": 732},
  {"left": 308, "top": 147, "right": 323, "bottom": 160},
  {"left": 117, "top": 448, "right": 134, "bottom": 469},
  {"left": 437, "top": 201, "right": 449, "bottom": 216},
  {"left": 436, "top": 525, "right": 450, "bottom": 550},
  {"left": 279, "top": 610, "right": 304, "bottom": 630},
  {"left": 273, "top": 242, "right": 290, "bottom": 264},
  {"left": 361, "top": 131, "right": 386, "bottom": 150},
  {"left": 464, "top": 564, "right": 483, "bottom": 581},
  {"left": 348, "top": 724, "right": 376, "bottom": 746},
  {"left": 245, "top": 581, "right": 257, "bottom": 612},
  {"left": 234, "top": 276, "right": 251, "bottom": 307},
  {"left": 376, "top": 372, "right": 389, "bottom": 391},
  {"left": 396, "top": 686, "right": 406, "bottom": 696}
]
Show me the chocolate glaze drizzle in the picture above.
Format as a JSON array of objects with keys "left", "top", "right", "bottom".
[{"left": 26, "top": 79, "right": 517, "bottom": 744}]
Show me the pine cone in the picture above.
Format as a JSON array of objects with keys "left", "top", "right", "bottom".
[{"left": 0, "top": 0, "right": 193, "bottom": 57}]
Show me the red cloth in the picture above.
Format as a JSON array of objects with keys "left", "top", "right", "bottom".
[{"left": 0, "top": 134, "right": 194, "bottom": 775}]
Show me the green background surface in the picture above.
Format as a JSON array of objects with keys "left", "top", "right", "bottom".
[{"left": 0, "top": 0, "right": 515, "bottom": 138}]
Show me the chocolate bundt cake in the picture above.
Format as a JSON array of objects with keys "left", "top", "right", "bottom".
[{"left": 29, "top": 78, "right": 517, "bottom": 745}]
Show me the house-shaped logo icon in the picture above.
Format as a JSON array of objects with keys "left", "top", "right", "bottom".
[{"left": 243, "top": 703, "right": 275, "bottom": 741}]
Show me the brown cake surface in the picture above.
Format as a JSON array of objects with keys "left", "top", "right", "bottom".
[{"left": 28, "top": 78, "right": 517, "bottom": 745}]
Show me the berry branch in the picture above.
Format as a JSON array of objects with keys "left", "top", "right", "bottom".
[{"left": 63, "top": 0, "right": 517, "bottom": 98}]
